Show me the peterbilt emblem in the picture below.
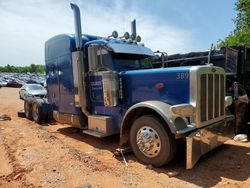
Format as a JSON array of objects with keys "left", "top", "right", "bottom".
[{"left": 211, "top": 68, "right": 216, "bottom": 72}]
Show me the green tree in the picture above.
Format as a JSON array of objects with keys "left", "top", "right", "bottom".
[
  {"left": 217, "top": 0, "right": 250, "bottom": 48},
  {"left": 30, "top": 64, "right": 37, "bottom": 73}
]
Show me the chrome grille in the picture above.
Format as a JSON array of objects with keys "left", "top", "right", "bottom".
[{"left": 200, "top": 73, "right": 225, "bottom": 122}]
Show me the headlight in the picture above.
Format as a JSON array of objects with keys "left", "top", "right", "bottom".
[
  {"left": 170, "top": 104, "right": 195, "bottom": 117},
  {"left": 225, "top": 96, "right": 233, "bottom": 107}
]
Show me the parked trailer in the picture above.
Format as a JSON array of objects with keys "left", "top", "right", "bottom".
[
  {"left": 152, "top": 46, "right": 250, "bottom": 133},
  {"left": 23, "top": 3, "right": 234, "bottom": 169}
]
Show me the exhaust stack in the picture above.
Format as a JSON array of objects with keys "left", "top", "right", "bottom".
[
  {"left": 71, "top": 3, "right": 82, "bottom": 49},
  {"left": 131, "top": 19, "right": 137, "bottom": 37},
  {"left": 70, "top": 3, "right": 89, "bottom": 124}
]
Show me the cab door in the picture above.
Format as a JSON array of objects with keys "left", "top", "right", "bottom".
[
  {"left": 87, "top": 45, "right": 118, "bottom": 109},
  {"left": 88, "top": 45, "right": 110, "bottom": 105}
]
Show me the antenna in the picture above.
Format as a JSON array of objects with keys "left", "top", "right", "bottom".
[{"left": 207, "top": 43, "right": 214, "bottom": 64}]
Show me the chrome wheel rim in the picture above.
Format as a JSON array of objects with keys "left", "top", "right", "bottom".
[{"left": 136, "top": 126, "right": 161, "bottom": 157}]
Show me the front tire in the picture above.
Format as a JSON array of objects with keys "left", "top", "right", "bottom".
[{"left": 130, "top": 115, "right": 176, "bottom": 167}]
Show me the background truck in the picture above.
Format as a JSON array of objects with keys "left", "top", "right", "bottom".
[
  {"left": 23, "top": 3, "right": 234, "bottom": 169},
  {"left": 152, "top": 46, "right": 250, "bottom": 133}
]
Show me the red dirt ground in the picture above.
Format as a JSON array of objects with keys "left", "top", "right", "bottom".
[{"left": 0, "top": 87, "right": 249, "bottom": 188}]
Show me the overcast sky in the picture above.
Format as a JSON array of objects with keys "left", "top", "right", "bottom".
[{"left": 0, "top": 0, "right": 236, "bottom": 66}]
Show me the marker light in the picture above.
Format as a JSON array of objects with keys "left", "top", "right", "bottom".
[
  {"left": 155, "top": 83, "right": 164, "bottom": 89},
  {"left": 136, "top": 35, "right": 141, "bottom": 42},
  {"left": 112, "top": 31, "right": 118, "bottom": 38},
  {"left": 130, "top": 33, "right": 136, "bottom": 40},
  {"left": 124, "top": 32, "right": 130, "bottom": 39},
  {"left": 170, "top": 104, "right": 195, "bottom": 117}
]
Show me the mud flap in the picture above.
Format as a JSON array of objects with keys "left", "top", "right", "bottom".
[{"left": 186, "top": 115, "right": 235, "bottom": 169}]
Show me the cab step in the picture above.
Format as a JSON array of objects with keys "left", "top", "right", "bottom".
[
  {"left": 82, "top": 129, "right": 115, "bottom": 138},
  {"left": 82, "top": 115, "right": 118, "bottom": 138}
]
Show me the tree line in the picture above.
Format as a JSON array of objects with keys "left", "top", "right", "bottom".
[
  {"left": 217, "top": 0, "right": 250, "bottom": 47},
  {"left": 0, "top": 64, "right": 45, "bottom": 74}
]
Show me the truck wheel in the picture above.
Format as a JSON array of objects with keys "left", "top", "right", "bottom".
[
  {"left": 130, "top": 115, "right": 176, "bottom": 167},
  {"left": 32, "top": 99, "right": 46, "bottom": 124},
  {"left": 24, "top": 98, "right": 33, "bottom": 119}
]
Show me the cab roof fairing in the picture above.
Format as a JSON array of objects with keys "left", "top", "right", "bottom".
[{"left": 84, "top": 39, "right": 155, "bottom": 57}]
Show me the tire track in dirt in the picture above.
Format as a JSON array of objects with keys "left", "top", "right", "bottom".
[{"left": 0, "top": 135, "right": 34, "bottom": 187}]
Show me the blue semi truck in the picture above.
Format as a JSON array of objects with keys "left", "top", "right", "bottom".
[{"left": 23, "top": 3, "right": 235, "bottom": 169}]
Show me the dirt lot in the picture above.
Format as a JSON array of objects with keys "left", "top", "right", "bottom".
[{"left": 0, "top": 87, "right": 249, "bottom": 188}]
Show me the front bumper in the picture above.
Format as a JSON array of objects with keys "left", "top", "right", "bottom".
[{"left": 186, "top": 115, "right": 235, "bottom": 169}]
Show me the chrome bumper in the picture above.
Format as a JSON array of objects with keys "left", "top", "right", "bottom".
[{"left": 186, "top": 115, "right": 234, "bottom": 169}]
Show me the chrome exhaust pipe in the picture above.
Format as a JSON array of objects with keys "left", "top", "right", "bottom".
[
  {"left": 71, "top": 3, "right": 82, "bottom": 50},
  {"left": 70, "top": 3, "right": 89, "bottom": 126}
]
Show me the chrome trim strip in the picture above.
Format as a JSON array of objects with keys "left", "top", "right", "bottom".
[
  {"left": 72, "top": 52, "right": 80, "bottom": 107},
  {"left": 189, "top": 66, "right": 199, "bottom": 124}
]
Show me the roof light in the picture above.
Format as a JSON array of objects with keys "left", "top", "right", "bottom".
[
  {"left": 112, "top": 31, "right": 118, "bottom": 38},
  {"left": 124, "top": 32, "right": 130, "bottom": 39},
  {"left": 136, "top": 35, "right": 141, "bottom": 42},
  {"left": 130, "top": 33, "right": 136, "bottom": 40}
]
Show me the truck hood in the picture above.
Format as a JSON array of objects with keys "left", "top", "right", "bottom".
[{"left": 119, "top": 67, "right": 191, "bottom": 106}]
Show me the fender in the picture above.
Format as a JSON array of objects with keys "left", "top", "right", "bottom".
[{"left": 119, "top": 100, "right": 178, "bottom": 147}]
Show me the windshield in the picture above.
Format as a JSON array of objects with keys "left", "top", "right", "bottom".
[
  {"left": 113, "top": 53, "right": 152, "bottom": 72},
  {"left": 27, "top": 85, "right": 44, "bottom": 90}
]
